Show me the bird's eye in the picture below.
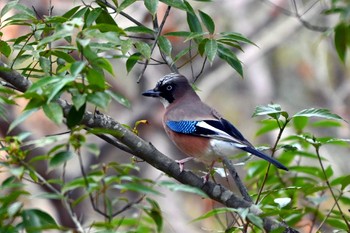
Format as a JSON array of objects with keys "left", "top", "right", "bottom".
[{"left": 166, "top": 85, "right": 173, "bottom": 91}]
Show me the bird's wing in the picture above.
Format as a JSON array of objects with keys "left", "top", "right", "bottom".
[
  {"left": 166, "top": 119, "right": 288, "bottom": 171},
  {"left": 166, "top": 119, "right": 249, "bottom": 147}
]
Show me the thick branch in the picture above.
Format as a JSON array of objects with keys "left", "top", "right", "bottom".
[{"left": 0, "top": 61, "right": 32, "bottom": 92}]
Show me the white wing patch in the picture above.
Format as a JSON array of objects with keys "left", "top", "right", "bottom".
[{"left": 196, "top": 121, "right": 246, "bottom": 148}]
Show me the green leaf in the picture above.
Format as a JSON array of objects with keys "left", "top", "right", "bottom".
[
  {"left": 121, "top": 39, "right": 133, "bottom": 55},
  {"left": 187, "top": 11, "right": 202, "bottom": 34},
  {"left": 51, "top": 50, "right": 75, "bottom": 63},
  {"left": 247, "top": 213, "right": 263, "bottom": 229},
  {"left": 293, "top": 116, "right": 308, "bottom": 132},
  {"left": 326, "top": 217, "right": 349, "bottom": 231},
  {"left": 62, "top": 6, "right": 81, "bottom": 19},
  {"left": 219, "top": 32, "right": 257, "bottom": 46},
  {"left": 94, "top": 57, "right": 114, "bottom": 75},
  {"left": 43, "top": 102, "right": 63, "bottom": 125},
  {"left": 49, "top": 151, "right": 75, "bottom": 167},
  {"left": 145, "top": 198, "right": 163, "bottom": 233},
  {"left": 126, "top": 53, "right": 141, "bottom": 73},
  {"left": 192, "top": 207, "right": 237, "bottom": 222},
  {"left": 106, "top": 90, "right": 131, "bottom": 108},
  {"left": 331, "top": 174, "right": 350, "bottom": 190},
  {"left": 293, "top": 108, "right": 344, "bottom": 121},
  {"left": 173, "top": 46, "right": 192, "bottom": 63},
  {"left": 47, "top": 76, "right": 76, "bottom": 103},
  {"left": 204, "top": 39, "right": 217, "bottom": 63},
  {"left": 0, "top": 40, "right": 11, "bottom": 57},
  {"left": 86, "top": 143, "right": 100, "bottom": 156},
  {"left": 22, "top": 94, "right": 45, "bottom": 111},
  {"left": 89, "top": 24, "right": 125, "bottom": 35},
  {"left": 114, "top": 183, "right": 161, "bottom": 195},
  {"left": 87, "top": 91, "right": 111, "bottom": 109},
  {"left": 184, "top": 32, "right": 208, "bottom": 42},
  {"left": 289, "top": 166, "right": 324, "bottom": 178},
  {"left": 124, "top": 26, "right": 154, "bottom": 34},
  {"left": 311, "top": 120, "right": 342, "bottom": 128},
  {"left": 26, "top": 76, "right": 57, "bottom": 93},
  {"left": 12, "top": 54, "right": 32, "bottom": 67},
  {"left": 39, "top": 56, "right": 51, "bottom": 75},
  {"left": 198, "top": 10, "right": 215, "bottom": 34},
  {"left": 95, "top": 8, "right": 118, "bottom": 25},
  {"left": 256, "top": 119, "right": 279, "bottom": 136},
  {"left": 164, "top": 31, "right": 192, "bottom": 37},
  {"left": 22, "top": 209, "right": 58, "bottom": 231},
  {"left": 217, "top": 44, "right": 243, "bottom": 76},
  {"left": 252, "top": 104, "right": 288, "bottom": 119},
  {"left": 70, "top": 61, "right": 86, "bottom": 77},
  {"left": 72, "top": 92, "right": 87, "bottom": 110},
  {"left": 160, "top": 0, "right": 188, "bottom": 11},
  {"left": 8, "top": 202, "right": 23, "bottom": 217},
  {"left": 158, "top": 36, "right": 172, "bottom": 56},
  {"left": 144, "top": 0, "right": 159, "bottom": 16},
  {"left": 85, "top": 8, "right": 102, "bottom": 27},
  {"left": 1, "top": 0, "right": 19, "bottom": 18},
  {"left": 1, "top": 2, "right": 35, "bottom": 20},
  {"left": 9, "top": 109, "right": 38, "bottom": 132},
  {"left": 135, "top": 41, "right": 151, "bottom": 59},
  {"left": 67, "top": 103, "right": 86, "bottom": 128},
  {"left": 118, "top": 0, "right": 137, "bottom": 12},
  {"left": 86, "top": 67, "right": 106, "bottom": 90},
  {"left": 198, "top": 38, "right": 208, "bottom": 56},
  {"left": 334, "top": 22, "right": 349, "bottom": 63},
  {"left": 62, "top": 177, "right": 88, "bottom": 193},
  {"left": 159, "top": 180, "right": 208, "bottom": 197}
]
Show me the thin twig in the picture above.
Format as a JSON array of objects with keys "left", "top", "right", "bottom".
[
  {"left": 194, "top": 56, "right": 207, "bottom": 82},
  {"left": 315, "top": 191, "right": 343, "bottom": 232},
  {"left": 222, "top": 157, "right": 252, "bottom": 202},
  {"left": 314, "top": 143, "right": 350, "bottom": 231},
  {"left": 255, "top": 119, "right": 289, "bottom": 204},
  {"left": 157, "top": 6, "right": 178, "bottom": 73},
  {"left": 18, "top": 160, "right": 85, "bottom": 233},
  {"left": 262, "top": 0, "right": 329, "bottom": 32},
  {"left": 137, "top": 6, "right": 176, "bottom": 82},
  {"left": 98, "top": 0, "right": 145, "bottom": 27}
]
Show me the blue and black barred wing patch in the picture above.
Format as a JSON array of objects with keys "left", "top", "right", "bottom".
[
  {"left": 166, "top": 120, "right": 199, "bottom": 134},
  {"left": 166, "top": 120, "right": 218, "bottom": 135},
  {"left": 166, "top": 120, "right": 233, "bottom": 138}
]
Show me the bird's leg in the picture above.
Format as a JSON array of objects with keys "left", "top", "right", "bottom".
[{"left": 175, "top": 157, "right": 194, "bottom": 172}]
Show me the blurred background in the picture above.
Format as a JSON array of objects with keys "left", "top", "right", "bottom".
[{"left": 1, "top": 0, "right": 349, "bottom": 232}]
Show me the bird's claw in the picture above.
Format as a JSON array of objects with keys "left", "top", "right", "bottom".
[
  {"left": 175, "top": 157, "right": 194, "bottom": 172},
  {"left": 201, "top": 173, "right": 210, "bottom": 183}
]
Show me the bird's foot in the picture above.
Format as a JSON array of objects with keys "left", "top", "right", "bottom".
[
  {"left": 175, "top": 157, "right": 194, "bottom": 172},
  {"left": 201, "top": 173, "right": 210, "bottom": 183}
]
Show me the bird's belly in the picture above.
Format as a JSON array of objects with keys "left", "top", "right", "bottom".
[
  {"left": 208, "top": 139, "right": 240, "bottom": 157},
  {"left": 166, "top": 129, "right": 240, "bottom": 164}
]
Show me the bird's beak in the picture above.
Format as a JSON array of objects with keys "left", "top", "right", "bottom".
[{"left": 142, "top": 89, "right": 161, "bottom": 97}]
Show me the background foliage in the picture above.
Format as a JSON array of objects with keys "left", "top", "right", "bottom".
[{"left": 0, "top": 0, "right": 350, "bottom": 232}]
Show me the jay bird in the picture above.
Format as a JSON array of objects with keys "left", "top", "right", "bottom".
[{"left": 142, "top": 73, "right": 288, "bottom": 178}]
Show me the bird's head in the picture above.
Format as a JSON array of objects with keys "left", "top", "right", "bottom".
[{"left": 142, "top": 73, "right": 193, "bottom": 107}]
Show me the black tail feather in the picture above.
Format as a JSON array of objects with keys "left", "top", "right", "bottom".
[{"left": 243, "top": 147, "right": 288, "bottom": 171}]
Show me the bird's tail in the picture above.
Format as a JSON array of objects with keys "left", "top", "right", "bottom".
[{"left": 243, "top": 147, "right": 288, "bottom": 171}]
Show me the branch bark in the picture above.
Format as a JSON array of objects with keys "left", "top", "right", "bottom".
[{"left": 0, "top": 60, "right": 298, "bottom": 232}]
